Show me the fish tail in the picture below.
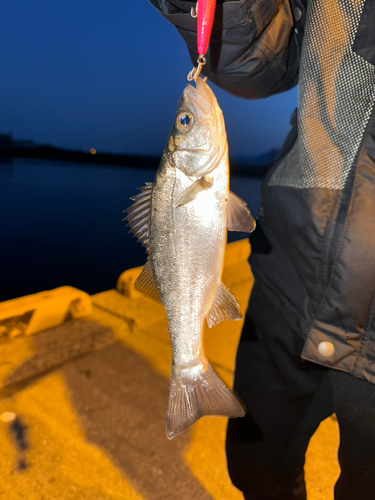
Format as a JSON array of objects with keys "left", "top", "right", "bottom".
[{"left": 166, "top": 360, "right": 245, "bottom": 440}]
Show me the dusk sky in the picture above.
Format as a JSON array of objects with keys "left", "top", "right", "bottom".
[{"left": 0, "top": 0, "right": 298, "bottom": 159}]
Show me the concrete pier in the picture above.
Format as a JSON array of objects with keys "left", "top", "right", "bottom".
[{"left": 0, "top": 239, "right": 340, "bottom": 500}]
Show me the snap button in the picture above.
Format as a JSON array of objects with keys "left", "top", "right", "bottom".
[
  {"left": 318, "top": 341, "right": 335, "bottom": 357},
  {"left": 293, "top": 7, "right": 302, "bottom": 21}
]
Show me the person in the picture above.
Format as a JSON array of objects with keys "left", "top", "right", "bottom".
[{"left": 148, "top": 0, "right": 375, "bottom": 498}]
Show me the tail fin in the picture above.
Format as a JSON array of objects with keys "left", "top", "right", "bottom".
[{"left": 166, "top": 361, "right": 245, "bottom": 440}]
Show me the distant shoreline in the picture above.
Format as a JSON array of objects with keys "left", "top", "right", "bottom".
[{"left": 0, "top": 146, "right": 270, "bottom": 178}]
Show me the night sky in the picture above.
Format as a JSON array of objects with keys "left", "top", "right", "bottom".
[{"left": 0, "top": 0, "right": 298, "bottom": 159}]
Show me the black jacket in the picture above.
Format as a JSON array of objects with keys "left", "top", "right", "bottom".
[{"left": 149, "top": 0, "right": 375, "bottom": 382}]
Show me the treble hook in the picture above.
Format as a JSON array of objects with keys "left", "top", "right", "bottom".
[
  {"left": 191, "top": 4, "right": 197, "bottom": 18},
  {"left": 187, "top": 55, "right": 207, "bottom": 82}
]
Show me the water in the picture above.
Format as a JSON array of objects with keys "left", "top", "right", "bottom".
[{"left": 0, "top": 158, "right": 262, "bottom": 301}]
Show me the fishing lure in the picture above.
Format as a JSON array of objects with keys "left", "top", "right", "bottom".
[
  {"left": 188, "top": 0, "right": 217, "bottom": 81},
  {"left": 196, "top": 0, "right": 216, "bottom": 57}
]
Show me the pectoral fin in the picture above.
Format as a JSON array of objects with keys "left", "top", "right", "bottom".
[
  {"left": 206, "top": 282, "right": 242, "bottom": 328},
  {"left": 227, "top": 191, "right": 256, "bottom": 233},
  {"left": 175, "top": 176, "right": 213, "bottom": 208},
  {"left": 134, "top": 260, "right": 161, "bottom": 302}
]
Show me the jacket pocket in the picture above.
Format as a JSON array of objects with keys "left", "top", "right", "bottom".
[{"left": 352, "top": 0, "right": 375, "bottom": 66}]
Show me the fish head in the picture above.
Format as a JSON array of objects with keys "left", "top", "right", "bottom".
[{"left": 167, "top": 77, "right": 227, "bottom": 177}]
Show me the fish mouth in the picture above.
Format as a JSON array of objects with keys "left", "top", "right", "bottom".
[
  {"left": 184, "top": 77, "right": 225, "bottom": 139},
  {"left": 183, "top": 78, "right": 215, "bottom": 116}
]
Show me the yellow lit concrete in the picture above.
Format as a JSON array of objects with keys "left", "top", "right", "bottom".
[{"left": 0, "top": 239, "right": 340, "bottom": 500}]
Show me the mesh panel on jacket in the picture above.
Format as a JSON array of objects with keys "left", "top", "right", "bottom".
[{"left": 269, "top": 0, "right": 375, "bottom": 190}]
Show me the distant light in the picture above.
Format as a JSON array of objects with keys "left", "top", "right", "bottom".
[{"left": 90, "top": 148, "right": 97, "bottom": 155}]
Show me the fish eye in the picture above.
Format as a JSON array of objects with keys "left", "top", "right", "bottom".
[{"left": 176, "top": 112, "right": 194, "bottom": 131}]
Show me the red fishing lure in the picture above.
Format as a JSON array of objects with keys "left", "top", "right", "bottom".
[
  {"left": 196, "top": 0, "right": 216, "bottom": 56},
  {"left": 187, "top": 0, "right": 216, "bottom": 81}
]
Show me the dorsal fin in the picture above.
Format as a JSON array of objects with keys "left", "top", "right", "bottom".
[
  {"left": 227, "top": 191, "right": 256, "bottom": 233},
  {"left": 206, "top": 282, "right": 242, "bottom": 328},
  {"left": 124, "top": 183, "right": 153, "bottom": 253},
  {"left": 134, "top": 259, "right": 161, "bottom": 302}
]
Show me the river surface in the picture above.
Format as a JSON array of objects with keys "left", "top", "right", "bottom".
[{"left": 0, "top": 158, "right": 263, "bottom": 301}]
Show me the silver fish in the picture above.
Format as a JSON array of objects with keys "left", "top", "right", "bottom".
[{"left": 125, "top": 77, "right": 255, "bottom": 439}]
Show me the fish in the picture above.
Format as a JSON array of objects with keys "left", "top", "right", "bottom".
[{"left": 125, "top": 77, "right": 256, "bottom": 440}]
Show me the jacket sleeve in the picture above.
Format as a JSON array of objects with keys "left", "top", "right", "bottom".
[{"left": 147, "top": 0, "right": 306, "bottom": 99}]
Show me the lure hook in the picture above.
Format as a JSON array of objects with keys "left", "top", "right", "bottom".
[
  {"left": 191, "top": 4, "right": 197, "bottom": 18},
  {"left": 187, "top": 55, "right": 207, "bottom": 82}
]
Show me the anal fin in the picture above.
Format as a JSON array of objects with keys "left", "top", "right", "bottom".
[
  {"left": 206, "top": 282, "right": 241, "bottom": 328},
  {"left": 227, "top": 191, "right": 256, "bottom": 233},
  {"left": 134, "top": 260, "right": 161, "bottom": 302}
]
